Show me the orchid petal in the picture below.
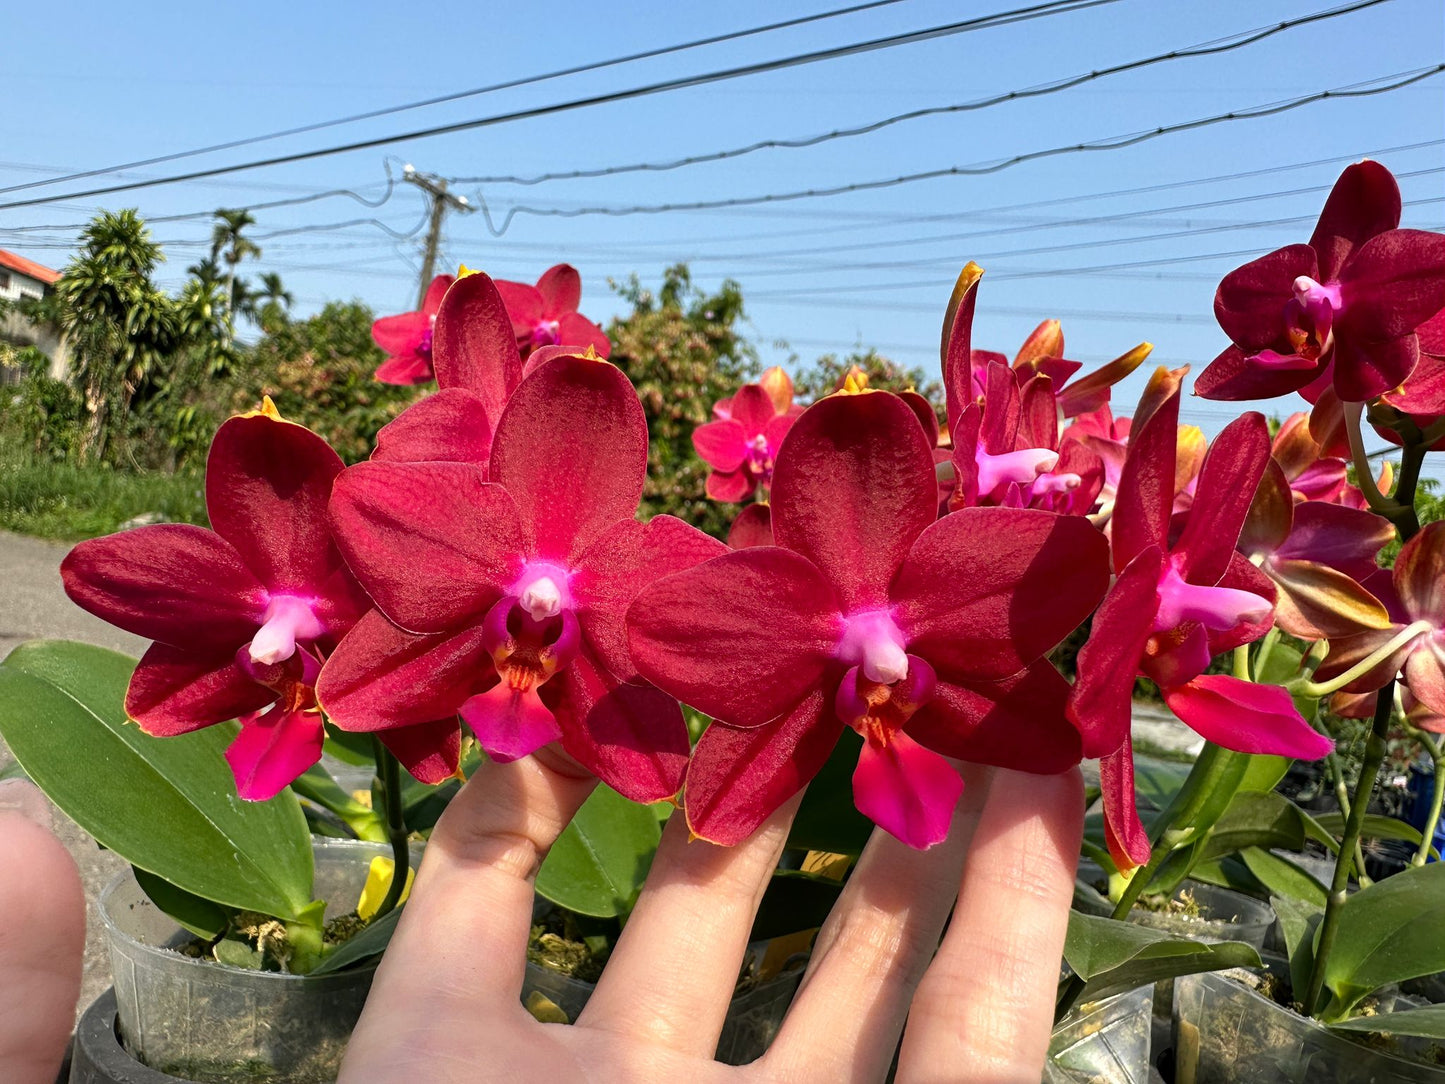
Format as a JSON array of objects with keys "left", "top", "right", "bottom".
[
  {"left": 1173, "top": 412, "right": 1271, "bottom": 586},
  {"left": 892, "top": 507, "right": 1109, "bottom": 681},
  {"left": 683, "top": 687, "right": 839, "bottom": 846},
  {"left": 1068, "top": 547, "right": 1164, "bottom": 759},
  {"left": 907, "top": 662, "right": 1081, "bottom": 773},
  {"left": 853, "top": 731, "right": 962, "bottom": 849},
  {"left": 127, "top": 643, "right": 276, "bottom": 737},
  {"left": 1214, "top": 244, "right": 1317, "bottom": 351},
  {"left": 329, "top": 461, "right": 521, "bottom": 633},
  {"left": 1338, "top": 230, "right": 1445, "bottom": 342},
  {"left": 1394, "top": 522, "right": 1445, "bottom": 623},
  {"left": 377, "top": 718, "right": 462, "bottom": 785},
  {"left": 1112, "top": 366, "right": 1184, "bottom": 571},
  {"left": 691, "top": 419, "right": 748, "bottom": 473},
  {"left": 493, "top": 279, "right": 544, "bottom": 335},
  {"left": 1239, "top": 459, "right": 1294, "bottom": 557},
  {"left": 371, "top": 311, "right": 428, "bottom": 357},
  {"left": 1277, "top": 501, "right": 1393, "bottom": 579},
  {"left": 373, "top": 351, "right": 434, "bottom": 386},
  {"left": 62, "top": 525, "right": 266, "bottom": 651},
  {"left": 626, "top": 547, "right": 841, "bottom": 729},
  {"left": 536, "top": 264, "right": 582, "bottom": 316},
  {"left": 489, "top": 354, "right": 648, "bottom": 563},
  {"left": 705, "top": 467, "right": 756, "bottom": 503},
  {"left": 431, "top": 272, "right": 524, "bottom": 419},
  {"left": 572, "top": 514, "right": 727, "bottom": 681},
  {"left": 205, "top": 412, "right": 348, "bottom": 597},
  {"left": 1195, "top": 343, "right": 1323, "bottom": 401},
  {"left": 1309, "top": 160, "right": 1401, "bottom": 282},
  {"left": 549, "top": 651, "right": 689, "bottom": 803},
  {"left": 1268, "top": 558, "right": 1392, "bottom": 639},
  {"left": 317, "top": 609, "right": 492, "bottom": 731},
  {"left": 727, "top": 503, "right": 773, "bottom": 549},
  {"left": 771, "top": 391, "right": 938, "bottom": 610},
  {"left": 1163, "top": 675, "right": 1333, "bottom": 758},
  {"left": 941, "top": 264, "right": 983, "bottom": 434},
  {"left": 556, "top": 312, "right": 612, "bottom": 358},
  {"left": 372, "top": 389, "right": 494, "bottom": 466},
  {"left": 461, "top": 682, "right": 562, "bottom": 763},
  {"left": 225, "top": 706, "right": 325, "bottom": 801},
  {"left": 1405, "top": 645, "right": 1445, "bottom": 718},
  {"left": 1057, "top": 343, "right": 1152, "bottom": 418},
  {"left": 1100, "top": 739, "right": 1151, "bottom": 871}
]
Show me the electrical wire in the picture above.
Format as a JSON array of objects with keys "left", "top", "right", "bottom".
[
  {"left": 453, "top": 0, "right": 1391, "bottom": 187},
  {"left": 0, "top": 0, "right": 1125, "bottom": 211},
  {"left": 465, "top": 64, "right": 1445, "bottom": 232},
  {"left": 0, "top": 0, "right": 917, "bottom": 198}
]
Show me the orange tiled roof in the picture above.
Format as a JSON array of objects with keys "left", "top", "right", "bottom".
[{"left": 0, "top": 249, "right": 61, "bottom": 285}]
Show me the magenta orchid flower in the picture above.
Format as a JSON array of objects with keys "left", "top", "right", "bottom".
[
  {"left": 371, "top": 274, "right": 455, "bottom": 386},
  {"left": 627, "top": 389, "right": 1109, "bottom": 850},
  {"left": 319, "top": 354, "right": 721, "bottom": 802},
  {"left": 59, "top": 406, "right": 465, "bottom": 801},
  {"left": 493, "top": 264, "right": 611, "bottom": 360},
  {"left": 1197, "top": 161, "right": 1445, "bottom": 404},
  {"left": 693, "top": 371, "right": 803, "bottom": 502},
  {"left": 1269, "top": 412, "right": 1351, "bottom": 504},
  {"left": 1068, "top": 367, "right": 1334, "bottom": 869},
  {"left": 1313, "top": 522, "right": 1445, "bottom": 716}
]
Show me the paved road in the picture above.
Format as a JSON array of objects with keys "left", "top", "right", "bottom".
[{"left": 0, "top": 529, "right": 145, "bottom": 1020}]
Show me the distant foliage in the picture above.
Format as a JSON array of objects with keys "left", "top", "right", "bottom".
[
  {"left": 241, "top": 301, "right": 422, "bottom": 463},
  {"left": 793, "top": 347, "right": 944, "bottom": 420},
  {"left": 607, "top": 265, "right": 759, "bottom": 539}
]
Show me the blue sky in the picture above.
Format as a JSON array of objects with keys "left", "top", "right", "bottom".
[{"left": 1, "top": 0, "right": 1441, "bottom": 443}]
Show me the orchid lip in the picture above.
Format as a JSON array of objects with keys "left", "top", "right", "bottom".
[
  {"left": 976, "top": 446, "right": 1058, "bottom": 498},
  {"left": 1153, "top": 563, "right": 1271, "bottom": 634},
  {"left": 836, "top": 609, "right": 910, "bottom": 684},
  {"left": 248, "top": 595, "right": 324, "bottom": 666}
]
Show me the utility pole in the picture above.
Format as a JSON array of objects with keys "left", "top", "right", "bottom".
[{"left": 403, "top": 165, "right": 473, "bottom": 308}]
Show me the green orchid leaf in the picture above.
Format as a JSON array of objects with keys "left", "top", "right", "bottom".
[
  {"left": 291, "top": 763, "right": 387, "bottom": 842},
  {"left": 1135, "top": 760, "right": 1192, "bottom": 813},
  {"left": 310, "top": 905, "right": 404, "bottom": 975},
  {"left": 1240, "top": 847, "right": 1327, "bottom": 906},
  {"left": 132, "top": 867, "right": 230, "bottom": 940},
  {"left": 1238, "top": 755, "right": 1291, "bottom": 794},
  {"left": 1321, "top": 862, "right": 1445, "bottom": 1017},
  {"left": 0, "top": 640, "right": 313, "bottom": 919},
  {"left": 535, "top": 784, "right": 662, "bottom": 918},
  {"left": 1257, "top": 644, "right": 1305, "bottom": 687},
  {"left": 1331, "top": 1005, "right": 1445, "bottom": 1040},
  {"left": 1271, "top": 893, "right": 1322, "bottom": 1007},
  {"left": 1310, "top": 812, "right": 1423, "bottom": 846},
  {"left": 1195, "top": 791, "right": 1307, "bottom": 864},
  {"left": 1063, "top": 911, "right": 1261, "bottom": 1003}
]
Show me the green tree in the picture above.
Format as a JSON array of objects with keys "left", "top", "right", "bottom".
[
  {"left": 242, "top": 300, "right": 420, "bottom": 462},
  {"left": 248, "top": 271, "right": 294, "bottom": 333},
  {"left": 51, "top": 209, "right": 179, "bottom": 461},
  {"left": 606, "top": 265, "right": 758, "bottom": 539},
  {"left": 210, "top": 208, "right": 261, "bottom": 329},
  {"left": 792, "top": 347, "right": 943, "bottom": 417}
]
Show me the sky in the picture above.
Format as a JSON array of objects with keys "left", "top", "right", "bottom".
[{"left": 1, "top": 0, "right": 1441, "bottom": 447}]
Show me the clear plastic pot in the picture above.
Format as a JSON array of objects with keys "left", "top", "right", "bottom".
[
  {"left": 1172, "top": 969, "right": 1445, "bottom": 1083},
  {"left": 521, "top": 941, "right": 807, "bottom": 1065},
  {"left": 1046, "top": 984, "right": 1153, "bottom": 1083},
  {"left": 99, "top": 839, "right": 406, "bottom": 1084},
  {"left": 1129, "top": 882, "right": 1275, "bottom": 951}
]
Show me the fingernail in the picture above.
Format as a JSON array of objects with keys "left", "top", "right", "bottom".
[{"left": 0, "top": 777, "right": 54, "bottom": 831}]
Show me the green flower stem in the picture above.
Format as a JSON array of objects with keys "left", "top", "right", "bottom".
[
  {"left": 370, "top": 738, "right": 410, "bottom": 922},
  {"left": 1292, "top": 620, "right": 1434, "bottom": 699},
  {"left": 1252, "top": 627, "right": 1282, "bottom": 682},
  {"left": 1303, "top": 680, "right": 1395, "bottom": 1017},
  {"left": 1405, "top": 723, "right": 1445, "bottom": 868},
  {"left": 1326, "top": 753, "right": 1371, "bottom": 889}
]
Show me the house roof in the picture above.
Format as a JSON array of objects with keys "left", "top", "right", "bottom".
[{"left": 0, "top": 249, "right": 61, "bottom": 285}]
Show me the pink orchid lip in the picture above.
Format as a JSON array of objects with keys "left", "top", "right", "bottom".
[
  {"left": 1033, "top": 470, "right": 1082, "bottom": 496},
  {"left": 836, "top": 609, "right": 910, "bottom": 684},
  {"left": 248, "top": 595, "right": 325, "bottom": 666},
  {"left": 531, "top": 319, "right": 562, "bottom": 347},
  {"left": 481, "top": 594, "right": 582, "bottom": 681},
  {"left": 835, "top": 654, "right": 938, "bottom": 735},
  {"left": 976, "top": 446, "right": 1058, "bottom": 498},
  {"left": 1152, "top": 563, "right": 1271, "bottom": 634}
]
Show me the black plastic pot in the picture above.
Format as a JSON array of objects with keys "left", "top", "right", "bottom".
[{"left": 69, "top": 989, "right": 192, "bottom": 1084}]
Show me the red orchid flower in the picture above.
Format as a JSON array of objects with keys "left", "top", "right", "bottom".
[
  {"left": 627, "top": 389, "right": 1108, "bottom": 850},
  {"left": 693, "top": 368, "right": 803, "bottom": 502},
  {"left": 947, "top": 360, "right": 1103, "bottom": 515},
  {"left": 1197, "top": 161, "right": 1445, "bottom": 404},
  {"left": 1068, "top": 367, "right": 1333, "bottom": 869},
  {"left": 493, "top": 264, "right": 611, "bottom": 360},
  {"left": 1313, "top": 522, "right": 1445, "bottom": 716},
  {"left": 1238, "top": 459, "right": 1394, "bottom": 640},
  {"left": 1061, "top": 405, "right": 1131, "bottom": 522},
  {"left": 60, "top": 406, "right": 459, "bottom": 799},
  {"left": 369, "top": 271, "right": 526, "bottom": 469},
  {"left": 371, "top": 274, "right": 455, "bottom": 386},
  {"left": 320, "top": 354, "right": 721, "bottom": 802},
  {"left": 1269, "top": 412, "right": 1351, "bottom": 504},
  {"left": 727, "top": 503, "right": 773, "bottom": 549}
]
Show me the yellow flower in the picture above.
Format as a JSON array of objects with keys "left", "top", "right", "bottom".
[{"left": 357, "top": 855, "right": 415, "bottom": 921}]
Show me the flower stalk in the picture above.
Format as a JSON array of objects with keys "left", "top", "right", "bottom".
[
  {"left": 371, "top": 738, "right": 410, "bottom": 922},
  {"left": 1404, "top": 721, "right": 1445, "bottom": 868}
]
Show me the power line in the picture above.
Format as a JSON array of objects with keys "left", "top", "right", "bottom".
[
  {"left": 0, "top": 0, "right": 1123, "bottom": 212},
  {"left": 0, "top": 0, "right": 917, "bottom": 199},
  {"left": 465, "top": 65, "right": 1445, "bottom": 232},
  {"left": 453, "top": 0, "right": 1392, "bottom": 187}
]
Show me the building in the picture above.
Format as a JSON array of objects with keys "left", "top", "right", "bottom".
[{"left": 0, "top": 249, "right": 67, "bottom": 380}]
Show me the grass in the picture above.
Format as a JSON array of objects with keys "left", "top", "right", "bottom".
[{"left": 0, "top": 444, "right": 207, "bottom": 541}]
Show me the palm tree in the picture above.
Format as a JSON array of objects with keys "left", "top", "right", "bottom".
[
  {"left": 209, "top": 208, "right": 261, "bottom": 327},
  {"left": 248, "top": 271, "right": 294, "bottom": 332}
]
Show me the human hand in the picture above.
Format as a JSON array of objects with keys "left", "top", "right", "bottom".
[
  {"left": 340, "top": 751, "right": 1082, "bottom": 1084},
  {"left": 0, "top": 778, "right": 86, "bottom": 1084}
]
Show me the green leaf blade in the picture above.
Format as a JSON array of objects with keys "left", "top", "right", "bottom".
[{"left": 535, "top": 785, "right": 662, "bottom": 918}]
